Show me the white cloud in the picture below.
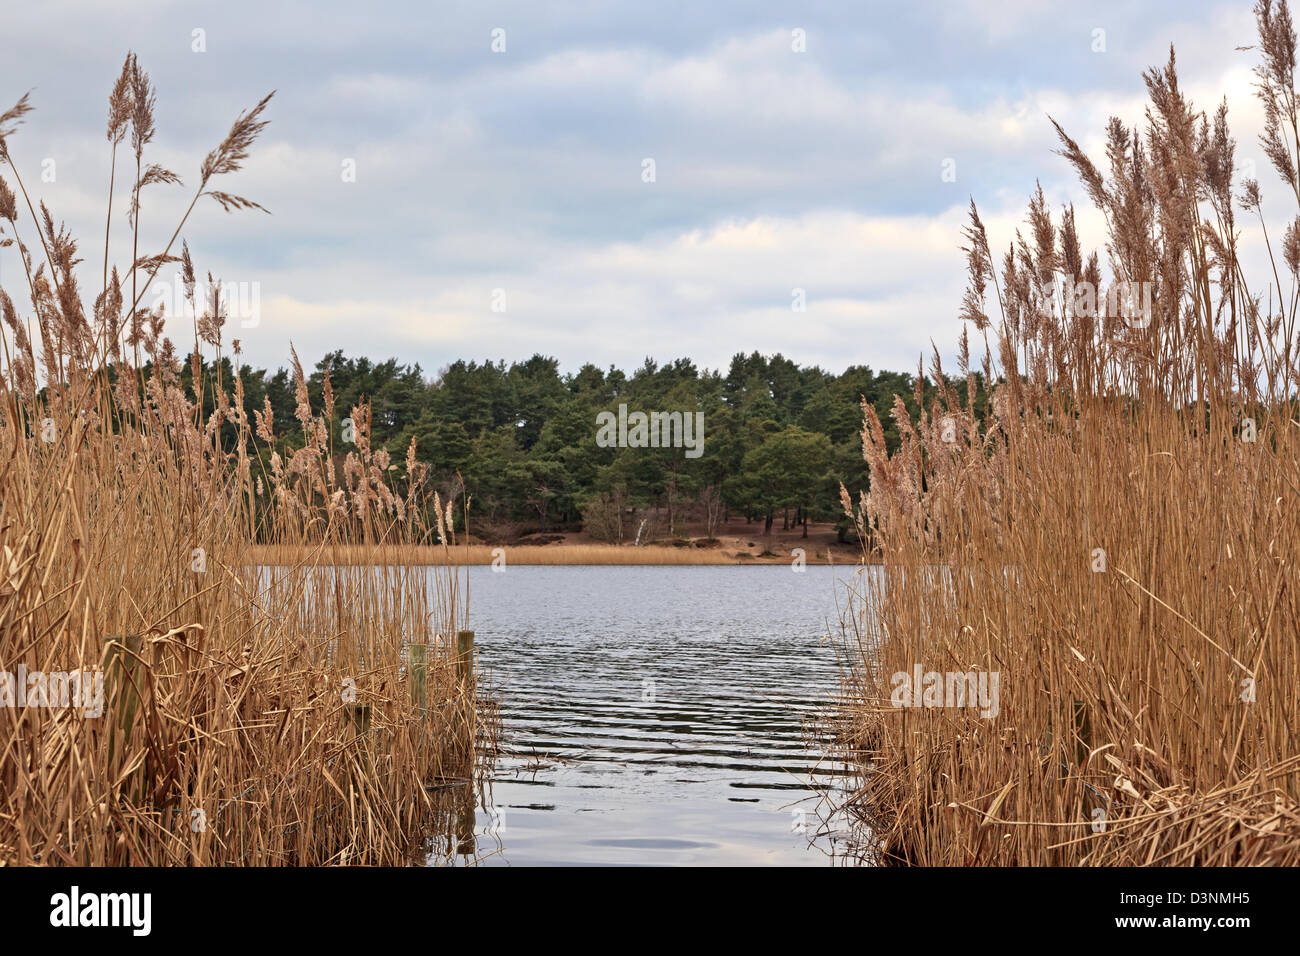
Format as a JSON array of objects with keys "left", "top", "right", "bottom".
[{"left": 2, "top": 0, "right": 1286, "bottom": 385}]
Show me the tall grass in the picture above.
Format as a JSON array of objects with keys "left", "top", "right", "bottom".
[
  {"left": 0, "top": 56, "right": 483, "bottom": 865},
  {"left": 835, "top": 1, "right": 1300, "bottom": 865}
]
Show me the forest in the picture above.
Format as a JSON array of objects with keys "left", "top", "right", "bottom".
[{"left": 173, "top": 348, "right": 989, "bottom": 543}]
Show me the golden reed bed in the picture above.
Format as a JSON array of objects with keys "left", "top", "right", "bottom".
[
  {"left": 833, "top": 1, "right": 1300, "bottom": 866},
  {"left": 0, "top": 56, "right": 484, "bottom": 865}
]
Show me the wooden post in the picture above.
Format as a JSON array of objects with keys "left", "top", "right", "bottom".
[
  {"left": 344, "top": 702, "right": 372, "bottom": 780},
  {"left": 455, "top": 781, "right": 476, "bottom": 857},
  {"left": 453, "top": 631, "right": 476, "bottom": 768},
  {"left": 408, "top": 643, "right": 428, "bottom": 711},
  {"left": 345, "top": 703, "right": 371, "bottom": 737},
  {"left": 456, "top": 631, "right": 475, "bottom": 692}
]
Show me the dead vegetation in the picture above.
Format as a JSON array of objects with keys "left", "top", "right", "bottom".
[
  {"left": 835, "top": 1, "right": 1300, "bottom": 866},
  {"left": 0, "top": 54, "right": 484, "bottom": 866}
]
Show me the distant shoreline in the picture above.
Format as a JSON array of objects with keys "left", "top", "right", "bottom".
[{"left": 243, "top": 542, "right": 873, "bottom": 566}]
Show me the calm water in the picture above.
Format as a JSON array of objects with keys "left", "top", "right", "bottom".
[{"left": 442, "top": 564, "right": 861, "bottom": 866}]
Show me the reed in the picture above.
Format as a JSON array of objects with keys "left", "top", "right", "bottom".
[
  {"left": 834, "top": 0, "right": 1300, "bottom": 866},
  {"left": 0, "top": 57, "right": 484, "bottom": 865}
]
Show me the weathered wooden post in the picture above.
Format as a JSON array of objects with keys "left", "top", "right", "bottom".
[
  {"left": 345, "top": 703, "right": 372, "bottom": 737},
  {"left": 408, "top": 643, "right": 428, "bottom": 711},
  {"left": 344, "top": 702, "right": 373, "bottom": 779},
  {"left": 455, "top": 781, "right": 476, "bottom": 857},
  {"left": 454, "top": 630, "right": 476, "bottom": 766},
  {"left": 456, "top": 631, "right": 475, "bottom": 692}
]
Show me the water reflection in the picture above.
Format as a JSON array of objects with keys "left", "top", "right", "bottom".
[{"left": 424, "top": 565, "right": 862, "bottom": 866}]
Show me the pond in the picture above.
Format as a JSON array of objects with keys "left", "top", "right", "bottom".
[{"left": 436, "top": 564, "right": 863, "bottom": 866}]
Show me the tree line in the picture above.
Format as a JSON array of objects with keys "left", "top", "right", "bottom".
[{"left": 175, "top": 349, "right": 989, "bottom": 542}]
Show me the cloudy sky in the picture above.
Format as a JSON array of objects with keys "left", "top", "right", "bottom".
[{"left": 0, "top": 0, "right": 1280, "bottom": 379}]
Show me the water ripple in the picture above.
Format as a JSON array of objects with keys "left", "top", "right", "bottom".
[{"left": 441, "top": 565, "right": 863, "bottom": 866}]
